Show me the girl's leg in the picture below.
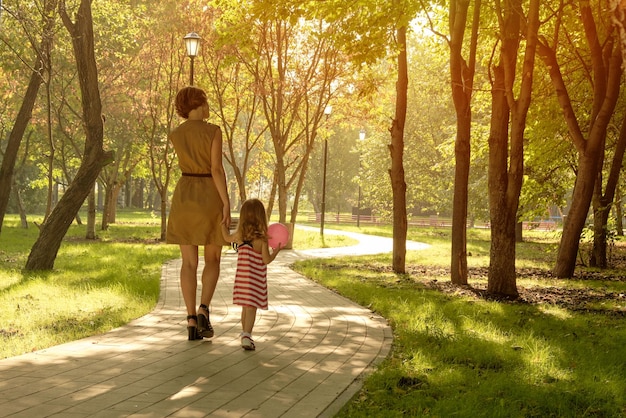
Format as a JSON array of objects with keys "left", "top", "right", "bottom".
[
  {"left": 242, "top": 306, "right": 257, "bottom": 334},
  {"left": 241, "top": 306, "right": 257, "bottom": 350},
  {"left": 179, "top": 245, "right": 199, "bottom": 326}
]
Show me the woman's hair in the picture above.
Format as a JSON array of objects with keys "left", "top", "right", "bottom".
[
  {"left": 175, "top": 86, "right": 207, "bottom": 119},
  {"left": 238, "top": 199, "right": 268, "bottom": 242}
]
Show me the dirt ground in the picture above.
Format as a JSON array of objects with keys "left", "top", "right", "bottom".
[{"left": 407, "top": 258, "right": 626, "bottom": 314}]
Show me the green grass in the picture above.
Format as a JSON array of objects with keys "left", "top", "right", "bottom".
[
  {"left": 0, "top": 210, "right": 354, "bottom": 359},
  {"left": 292, "top": 226, "right": 626, "bottom": 417},
  {"left": 0, "top": 214, "right": 179, "bottom": 358}
]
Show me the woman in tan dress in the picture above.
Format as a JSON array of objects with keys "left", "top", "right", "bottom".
[{"left": 166, "top": 86, "right": 231, "bottom": 340}]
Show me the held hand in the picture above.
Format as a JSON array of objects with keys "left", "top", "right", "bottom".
[{"left": 222, "top": 206, "right": 231, "bottom": 228}]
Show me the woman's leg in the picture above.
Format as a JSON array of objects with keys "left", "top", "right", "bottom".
[
  {"left": 200, "top": 244, "right": 222, "bottom": 308},
  {"left": 197, "top": 244, "right": 222, "bottom": 336},
  {"left": 179, "top": 245, "right": 199, "bottom": 326}
]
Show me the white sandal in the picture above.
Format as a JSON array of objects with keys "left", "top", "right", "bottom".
[{"left": 241, "top": 335, "right": 256, "bottom": 351}]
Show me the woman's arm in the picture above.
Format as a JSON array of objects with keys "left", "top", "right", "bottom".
[{"left": 210, "top": 127, "right": 231, "bottom": 228}]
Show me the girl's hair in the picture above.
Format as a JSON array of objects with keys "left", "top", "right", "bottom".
[
  {"left": 238, "top": 199, "right": 268, "bottom": 242},
  {"left": 175, "top": 86, "right": 207, "bottom": 119}
]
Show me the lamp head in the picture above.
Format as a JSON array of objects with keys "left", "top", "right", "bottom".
[{"left": 184, "top": 32, "right": 201, "bottom": 57}]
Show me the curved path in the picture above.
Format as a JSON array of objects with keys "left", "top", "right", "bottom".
[{"left": 0, "top": 229, "right": 428, "bottom": 417}]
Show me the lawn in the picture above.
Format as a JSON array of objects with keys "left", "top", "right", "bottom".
[{"left": 293, "top": 224, "right": 626, "bottom": 417}]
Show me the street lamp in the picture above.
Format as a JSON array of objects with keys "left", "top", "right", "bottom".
[
  {"left": 357, "top": 129, "right": 366, "bottom": 227},
  {"left": 184, "top": 32, "right": 201, "bottom": 86},
  {"left": 320, "top": 105, "right": 332, "bottom": 237}
]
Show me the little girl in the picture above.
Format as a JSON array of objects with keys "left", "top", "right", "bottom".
[{"left": 221, "top": 199, "right": 282, "bottom": 350}]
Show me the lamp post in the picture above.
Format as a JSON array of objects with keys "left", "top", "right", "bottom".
[
  {"left": 184, "top": 32, "right": 201, "bottom": 86},
  {"left": 357, "top": 129, "right": 366, "bottom": 227},
  {"left": 320, "top": 105, "right": 332, "bottom": 237}
]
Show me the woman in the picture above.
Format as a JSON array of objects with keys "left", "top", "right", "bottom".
[{"left": 166, "top": 86, "right": 231, "bottom": 340}]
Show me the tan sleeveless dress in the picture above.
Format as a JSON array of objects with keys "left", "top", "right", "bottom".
[{"left": 166, "top": 120, "right": 228, "bottom": 246}]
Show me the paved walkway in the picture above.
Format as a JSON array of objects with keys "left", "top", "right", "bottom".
[{"left": 0, "top": 229, "right": 428, "bottom": 417}]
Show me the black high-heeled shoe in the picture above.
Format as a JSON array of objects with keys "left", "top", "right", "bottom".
[
  {"left": 186, "top": 315, "right": 203, "bottom": 340},
  {"left": 197, "top": 304, "right": 214, "bottom": 338}
]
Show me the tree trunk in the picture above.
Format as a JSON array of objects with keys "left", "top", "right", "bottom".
[
  {"left": 515, "top": 221, "right": 523, "bottom": 242},
  {"left": 101, "top": 184, "right": 111, "bottom": 230},
  {"left": 487, "top": 0, "right": 539, "bottom": 298},
  {"left": 276, "top": 158, "right": 287, "bottom": 224},
  {"left": 590, "top": 203, "right": 609, "bottom": 267},
  {"left": 160, "top": 193, "right": 167, "bottom": 241},
  {"left": 86, "top": 185, "right": 96, "bottom": 239},
  {"left": 0, "top": 0, "right": 57, "bottom": 233},
  {"left": 554, "top": 154, "right": 598, "bottom": 277},
  {"left": 614, "top": 1, "right": 626, "bottom": 60},
  {"left": 548, "top": 34, "right": 622, "bottom": 278},
  {"left": 616, "top": 186, "right": 624, "bottom": 236},
  {"left": 536, "top": 3, "right": 623, "bottom": 278},
  {"left": 101, "top": 181, "right": 122, "bottom": 230},
  {"left": 44, "top": 71, "right": 55, "bottom": 223},
  {"left": 590, "top": 108, "right": 626, "bottom": 267},
  {"left": 13, "top": 186, "right": 28, "bottom": 229},
  {"left": 389, "top": 24, "right": 408, "bottom": 274},
  {"left": 25, "top": 0, "right": 113, "bottom": 270},
  {"left": 487, "top": 64, "right": 518, "bottom": 297},
  {"left": 449, "top": 0, "right": 480, "bottom": 285}
]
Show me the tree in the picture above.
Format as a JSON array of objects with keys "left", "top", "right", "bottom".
[
  {"left": 447, "top": 0, "right": 480, "bottom": 285},
  {"left": 486, "top": 0, "right": 540, "bottom": 297},
  {"left": 25, "top": 0, "right": 113, "bottom": 270},
  {"left": 590, "top": 107, "right": 626, "bottom": 267},
  {"left": 389, "top": 20, "right": 408, "bottom": 273},
  {"left": 0, "top": 0, "right": 57, "bottom": 234},
  {"left": 92, "top": 0, "right": 148, "bottom": 229},
  {"left": 213, "top": 0, "right": 346, "bottom": 231},
  {"left": 124, "top": 0, "right": 192, "bottom": 240},
  {"left": 135, "top": 32, "right": 180, "bottom": 241},
  {"left": 200, "top": 39, "right": 269, "bottom": 208},
  {"left": 615, "top": 0, "right": 626, "bottom": 59},
  {"left": 537, "top": 1, "right": 623, "bottom": 278}
]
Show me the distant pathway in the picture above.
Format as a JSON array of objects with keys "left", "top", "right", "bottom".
[{"left": 292, "top": 225, "right": 430, "bottom": 259}]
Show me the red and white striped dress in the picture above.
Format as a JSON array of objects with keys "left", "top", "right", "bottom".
[{"left": 233, "top": 242, "right": 268, "bottom": 309}]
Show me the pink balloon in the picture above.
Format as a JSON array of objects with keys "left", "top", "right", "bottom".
[{"left": 268, "top": 223, "right": 289, "bottom": 249}]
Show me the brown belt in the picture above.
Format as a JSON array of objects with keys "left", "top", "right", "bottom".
[{"left": 182, "top": 173, "right": 212, "bottom": 177}]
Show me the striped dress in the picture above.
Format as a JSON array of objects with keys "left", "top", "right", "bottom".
[{"left": 233, "top": 242, "right": 268, "bottom": 310}]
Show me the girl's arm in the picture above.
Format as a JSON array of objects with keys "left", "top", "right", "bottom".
[
  {"left": 210, "top": 127, "right": 231, "bottom": 228},
  {"left": 221, "top": 224, "right": 239, "bottom": 244},
  {"left": 260, "top": 240, "right": 282, "bottom": 265}
]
